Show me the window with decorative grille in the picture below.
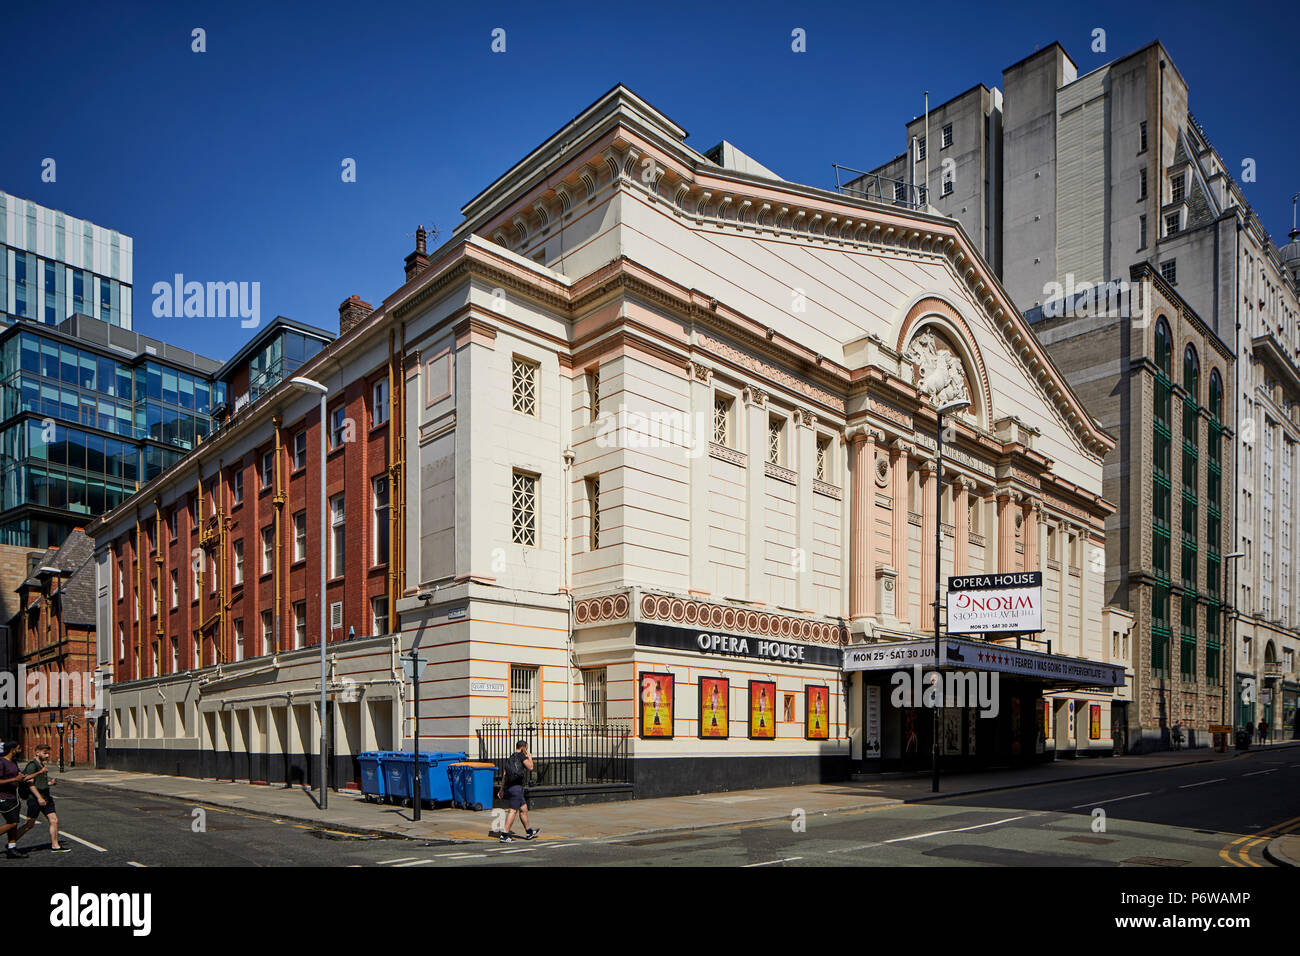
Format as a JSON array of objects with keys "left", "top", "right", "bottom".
[
  {"left": 584, "top": 668, "right": 607, "bottom": 723},
  {"left": 713, "top": 395, "right": 732, "bottom": 446},
  {"left": 510, "top": 665, "right": 539, "bottom": 724},
  {"left": 768, "top": 417, "right": 784, "bottom": 465},
  {"left": 512, "top": 357, "right": 538, "bottom": 417},
  {"left": 512, "top": 471, "right": 537, "bottom": 546},
  {"left": 588, "top": 476, "right": 600, "bottom": 550},
  {"left": 588, "top": 367, "right": 600, "bottom": 422},
  {"left": 816, "top": 436, "right": 829, "bottom": 481}
]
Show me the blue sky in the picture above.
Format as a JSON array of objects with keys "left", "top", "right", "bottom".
[{"left": 3, "top": 0, "right": 1296, "bottom": 361}]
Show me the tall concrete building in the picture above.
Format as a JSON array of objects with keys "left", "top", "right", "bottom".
[{"left": 856, "top": 40, "right": 1300, "bottom": 744}]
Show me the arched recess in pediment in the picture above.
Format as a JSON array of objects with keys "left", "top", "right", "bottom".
[{"left": 895, "top": 295, "right": 992, "bottom": 430}]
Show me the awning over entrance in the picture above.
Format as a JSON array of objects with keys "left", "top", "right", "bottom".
[{"left": 843, "top": 637, "right": 1125, "bottom": 689}]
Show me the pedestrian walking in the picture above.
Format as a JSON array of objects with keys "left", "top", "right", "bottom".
[
  {"left": 495, "top": 740, "right": 539, "bottom": 843},
  {"left": 1258, "top": 719, "right": 1269, "bottom": 745},
  {"left": 1171, "top": 720, "right": 1184, "bottom": 750},
  {"left": 0, "top": 741, "right": 42, "bottom": 859},
  {"left": 23, "top": 744, "right": 68, "bottom": 853}
]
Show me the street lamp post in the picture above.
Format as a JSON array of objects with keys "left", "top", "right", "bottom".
[
  {"left": 932, "top": 397, "right": 970, "bottom": 794},
  {"left": 1223, "top": 552, "right": 1244, "bottom": 733},
  {"left": 55, "top": 721, "right": 65, "bottom": 773},
  {"left": 291, "top": 376, "right": 330, "bottom": 811}
]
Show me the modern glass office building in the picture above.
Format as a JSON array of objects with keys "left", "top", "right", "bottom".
[
  {"left": 0, "top": 315, "right": 224, "bottom": 547},
  {"left": 1, "top": 191, "right": 132, "bottom": 330}
]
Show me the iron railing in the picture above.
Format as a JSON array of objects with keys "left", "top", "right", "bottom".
[
  {"left": 477, "top": 719, "right": 632, "bottom": 789},
  {"left": 833, "top": 164, "right": 927, "bottom": 211}
]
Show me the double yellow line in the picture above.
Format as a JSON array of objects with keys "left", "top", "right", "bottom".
[{"left": 1220, "top": 813, "right": 1300, "bottom": 867}]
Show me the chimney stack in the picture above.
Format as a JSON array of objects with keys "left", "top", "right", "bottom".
[
  {"left": 404, "top": 224, "right": 430, "bottom": 283},
  {"left": 338, "top": 294, "right": 374, "bottom": 335}
]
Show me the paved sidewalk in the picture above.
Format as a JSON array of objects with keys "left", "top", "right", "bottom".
[
  {"left": 1265, "top": 835, "right": 1300, "bottom": 867},
  {"left": 59, "top": 741, "right": 1295, "bottom": 844}
]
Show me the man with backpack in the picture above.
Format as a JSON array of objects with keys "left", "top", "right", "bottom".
[
  {"left": 23, "top": 744, "right": 69, "bottom": 853},
  {"left": 496, "top": 740, "right": 539, "bottom": 843}
]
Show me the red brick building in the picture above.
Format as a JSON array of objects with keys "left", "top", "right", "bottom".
[{"left": 14, "top": 528, "right": 98, "bottom": 766}]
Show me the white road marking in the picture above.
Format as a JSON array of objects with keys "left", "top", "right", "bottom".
[
  {"left": 544, "top": 843, "right": 578, "bottom": 849},
  {"left": 442, "top": 853, "right": 483, "bottom": 859},
  {"left": 500, "top": 848, "right": 536, "bottom": 854},
  {"left": 1244, "top": 770, "right": 1276, "bottom": 777},
  {"left": 127, "top": 861, "right": 145, "bottom": 868},
  {"left": 393, "top": 859, "right": 434, "bottom": 867},
  {"left": 1179, "top": 778, "right": 1226, "bottom": 789},
  {"left": 60, "top": 831, "right": 107, "bottom": 853},
  {"left": 1070, "top": 792, "right": 1152, "bottom": 809},
  {"left": 742, "top": 857, "right": 803, "bottom": 867},
  {"left": 883, "top": 815, "right": 1026, "bottom": 844},
  {"left": 376, "top": 857, "right": 420, "bottom": 865}
]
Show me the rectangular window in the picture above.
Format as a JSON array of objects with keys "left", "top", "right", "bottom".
[
  {"left": 1139, "top": 120, "right": 1148, "bottom": 152},
  {"left": 1166, "top": 211, "right": 1181, "bottom": 236},
  {"left": 893, "top": 181, "right": 906, "bottom": 202},
  {"left": 293, "top": 431, "right": 307, "bottom": 469},
  {"left": 261, "top": 609, "right": 273, "bottom": 656},
  {"left": 1171, "top": 172, "right": 1185, "bottom": 204},
  {"left": 512, "top": 357, "right": 539, "bottom": 417},
  {"left": 231, "top": 469, "right": 243, "bottom": 504},
  {"left": 262, "top": 526, "right": 274, "bottom": 574},
  {"left": 372, "top": 378, "right": 389, "bottom": 427},
  {"left": 510, "top": 665, "right": 540, "bottom": 724},
  {"left": 713, "top": 394, "right": 733, "bottom": 446},
  {"left": 234, "top": 618, "right": 244, "bottom": 663},
  {"left": 190, "top": 495, "right": 199, "bottom": 527},
  {"left": 371, "top": 595, "right": 388, "bottom": 636},
  {"left": 170, "top": 637, "right": 179, "bottom": 674},
  {"left": 192, "top": 559, "right": 201, "bottom": 596},
  {"left": 261, "top": 450, "right": 274, "bottom": 488},
  {"left": 941, "top": 178, "right": 953, "bottom": 198},
  {"left": 588, "top": 367, "right": 600, "bottom": 422},
  {"left": 372, "top": 476, "right": 389, "bottom": 566},
  {"left": 1139, "top": 167, "right": 1147, "bottom": 200},
  {"left": 293, "top": 601, "right": 307, "bottom": 650},
  {"left": 815, "top": 436, "right": 830, "bottom": 482},
  {"left": 1161, "top": 259, "right": 1177, "bottom": 285},
  {"left": 169, "top": 510, "right": 177, "bottom": 540},
  {"left": 587, "top": 476, "right": 600, "bottom": 550},
  {"left": 329, "top": 406, "right": 348, "bottom": 449},
  {"left": 152, "top": 581, "right": 159, "bottom": 617},
  {"left": 512, "top": 471, "right": 537, "bottom": 546},
  {"left": 232, "top": 539, "right": 244, "bottom": 586},
  {"left": 916, "top": 136, "right": 926, "bottom": 161},
  {"left": 293, "top": 511, "right": 307, "bottom": 562},
  {"left": 170, "top": 569, "right": 178, "bottom": 609},
  {"left": 941, "top": 123, "right": 953, "bottom": 149},
  {"left": 330, "top": 493, "right": 345, "bottom": 577},
  {"left": 193, "top": 632, "right": 201, "bottom": 669},
  {"left": 584, "top": 668, "right": 607, "bottom": 723},
  {"left": 768, "top": 416, "right": 784, "bottom": 465},
  {"left": 1139, "top": 215, "right": 1147, "bottom": 250}
]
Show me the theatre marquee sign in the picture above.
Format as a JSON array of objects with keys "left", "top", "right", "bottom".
[
  {"left": 634, "top": 623, "right": 841, "bottom": 668},
  {"left": 946, "top": 572, "right": 1042, "bottom": 634}
]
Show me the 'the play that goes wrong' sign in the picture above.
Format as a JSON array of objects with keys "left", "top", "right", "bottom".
[{"left": 946, "top": 572, "right": 1043, "bottom": 634}]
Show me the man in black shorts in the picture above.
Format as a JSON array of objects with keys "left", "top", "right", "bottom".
[
  {"left": 496, "top": 740, "right": 539, "bottom": 843},
  {"left": 0, "top": 740, "right": 42, "bottom": 859},
  {"left": 24, "top": 744, "right": 68, "bottom": 853}
]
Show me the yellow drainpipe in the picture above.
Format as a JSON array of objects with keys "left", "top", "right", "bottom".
[
  {"left": 273, "top": 417, "right": 284, "bottom": 654},
  {"left": 388, "top": 324, "right": 406, "bottom": 633},
  {"left": 197, "top": 466, "right": 205, "bottom": 668},
  {"left": 154, "top": 499, "right": 165, "bottom": 674},
  {"left": 134, "top": 512, "right": 144, "bottom": 679}
]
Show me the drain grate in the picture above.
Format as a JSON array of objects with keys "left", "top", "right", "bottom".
[{"left": 1120, "top": 856, "right": 1190, "bottom": 866}]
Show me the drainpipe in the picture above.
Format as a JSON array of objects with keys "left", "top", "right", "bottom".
[
  {"left": 197, "top": 466, "right": 206, "bottom": 668},
  {"left": 135, "top": 512, "right": 143, "bottom": 680},
  {"left": 154, "top": 500, "right": 165, "bottom": 673},
  {"left": 563, "top": 447, "right": 574, "bottom": 718},
  {"left": 273, "top": 417, "right": 284, "bottom": 654}
]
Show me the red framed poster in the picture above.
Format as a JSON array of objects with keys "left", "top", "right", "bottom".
[
  {"left": 1089, "top": 703, "right": 1101, "bottom": 740},
  {"left": 699, "top": 677, "right": 729, "bottom": 739},
  {"left": 639, "top": 671, "right": 674, "bottom": 739},
  {"left": 805, "top": 685, "right": 830, "bottom": 740},
  {"left": 749, "top": 680, "right": 777, "bottom": 739}
]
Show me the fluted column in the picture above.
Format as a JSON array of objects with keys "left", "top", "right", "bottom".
[
  {"left": 920, "top": 460, "right": 936, "bottom": 631},
  {"left": 849, "top": 430, "right": 877, "bottom": 619},
  {"left": 997, "top": 491, "right": 1016, "bottom": 573},
  {"left": 954, "top": 478, "right": 971, "bottom": 575},
  {"left": 1024, "top": 500, "right": 1041, "bottom": 572},
  {"left": 891, "top": 442, "right": 911, "bottom": 625}
]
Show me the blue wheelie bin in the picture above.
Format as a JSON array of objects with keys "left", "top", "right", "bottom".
[
  {"left": 358, "top": 752, "right": 385, "bottom": 802},
  {"left": 449, "top": 762, "right": 467, "bottom": 808},
  {"left": 461, "top": 762, "right": 497, "bottom": 811},
  {"left": 413, "top": 752, "right": 468, "bottom": 805},
  {"left": 382, "top": 751, "right": 413, "bottom": 804}
]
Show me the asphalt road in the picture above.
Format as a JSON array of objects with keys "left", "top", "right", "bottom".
[{"left": 5, "top": 747, "right": 1297, "bottom": 867}]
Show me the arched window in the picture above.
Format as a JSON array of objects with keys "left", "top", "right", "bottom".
[
  {"left": 1183, "top": 344, "right": 1200, "bottom": 400},
  {"left": 1154, "top": 319, "right": 1172, "bottom": 376},
  {"left": 1209, "top": 369, "right": 1223, "bottom": 421}
]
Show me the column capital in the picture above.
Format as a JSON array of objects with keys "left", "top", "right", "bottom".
[
  {"left": 743, "top": 386, "right": 767, "bottom": 407},
  {"left": 690, "top": 362, "right": 712, "bottom": 383}
]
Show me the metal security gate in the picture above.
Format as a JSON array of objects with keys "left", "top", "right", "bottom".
[{"left": 477, "top": 720, "right": 631, "bottom": 789}]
